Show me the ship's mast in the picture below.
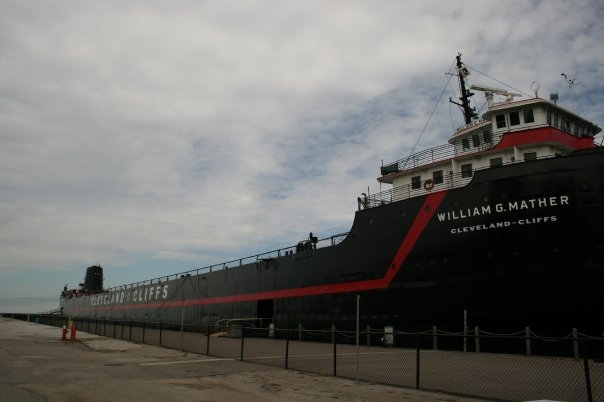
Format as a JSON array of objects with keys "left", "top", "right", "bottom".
[{"left": 450, "top": 53, "right": 478, "bottom": 124}]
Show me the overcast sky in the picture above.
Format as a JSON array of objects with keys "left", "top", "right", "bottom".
[{"left": 1, "top": 0, "right": 603, "bottom": 312}]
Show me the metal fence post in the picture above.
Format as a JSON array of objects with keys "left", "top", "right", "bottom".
[
  {"left": 356, "top": 294, "right": 360, "bottom": 383},
  {"left": 142, "top": 321, "right": 146, "bottom": 344},
  {"left": 285, "top": 329, "right": 290, "bottom": 369},
  {"left": 240, "top": 327, "right": 245, "bottom": 361},
  {"left": 366, "top": 324, "right": 371, "bottom": 346},
  {"left": 474, "top": 326, "right": 480, "bottom": 353},
  {"left": 573, "top": 328, "right": 579, "bottom": 360},
  {"left": 433, "top": 326, "right": 438, "bottom": 350},
  {"left": 415, "top": 334, "right": 421, "bottom": 389},
  {"left": 298, "top": 323, "right": 302, "bottom": 341},
  {"left": 581, "top": 340, "right": 593, "bottom": 402},
  {"left": 206, "top": 325, "right": 211, "bottom": 355},
  {"left": 332, "top": 325, "right": 337, "bottom": 377},
  {"left": 159, "top": 322, "right": 162, "bottom": 346},
  {"left": 129, "top": 321, "right": 132, "bottom": 341},
  {"left": 463, "top": 309, "right": 467, "bottom": 352},
  {"left": 525, "top": 327, "right": 531, "bottom": 356}
]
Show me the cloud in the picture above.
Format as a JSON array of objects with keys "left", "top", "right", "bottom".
[{"left": 0, "top": 0, "right": 603, "bottom": 296}]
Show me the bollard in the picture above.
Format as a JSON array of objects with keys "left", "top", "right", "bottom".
[
  {"left": 61, "top": 326, "right": 68, "bottom": 341},
  {"left": 70, "top": 324, "right": 77, "bottom": 341}
]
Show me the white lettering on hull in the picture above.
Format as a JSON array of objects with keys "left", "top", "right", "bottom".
[
  {"left": 450, "top": 215, "right": 558, "bottom": 234},
  {"left": 90, "top": 284, "right": 169, "bottom": 307},
  {"left": 437, "top": 195, "right": 569, "bottom": 223}
]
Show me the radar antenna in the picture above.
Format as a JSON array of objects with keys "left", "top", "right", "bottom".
[{"left": 469, "top": 85, "right": 522, "bottom": 107}]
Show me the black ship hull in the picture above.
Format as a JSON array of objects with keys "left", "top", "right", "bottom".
[{"left": 61, "top": 148, "right": 604, "bottom": 336}]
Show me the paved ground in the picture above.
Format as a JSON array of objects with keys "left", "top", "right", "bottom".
[{"left": 0, "top": 317, "right": 487, "bottom": 402}]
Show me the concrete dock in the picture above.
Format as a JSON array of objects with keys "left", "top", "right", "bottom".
[{"left": 0, "top": 317, "right": 487, "bottom": 402}]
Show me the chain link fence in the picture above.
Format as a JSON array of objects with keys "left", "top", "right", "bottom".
[{"left": 5, "top": 313, "right": 603, "bottom": 402}]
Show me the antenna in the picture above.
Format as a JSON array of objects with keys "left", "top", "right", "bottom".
[
  {"left": 561, "top": 73, "right": 582, "bottom": 112},
  {"left": 530, "top": 81, "right": 540, "bottom": 98}
]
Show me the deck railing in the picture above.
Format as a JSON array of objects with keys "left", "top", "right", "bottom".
[
  {"left": 104, "top": 232, "right": 349, "bottom": 292},
  {"left": 380, "top": 129, "right": 504, "bottom": 175}
]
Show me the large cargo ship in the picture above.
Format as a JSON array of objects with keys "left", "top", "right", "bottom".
[{"left": 60, "top": 55, "right": 604, "bottom": 336}]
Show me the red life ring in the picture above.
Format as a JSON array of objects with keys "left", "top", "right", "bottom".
[{"left": 424, "top": 179, "right": 435, "bottom": 191}]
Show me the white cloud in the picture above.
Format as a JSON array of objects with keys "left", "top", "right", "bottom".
[{"left": 0, "top": 0, "right": 603, "bottom": 296}]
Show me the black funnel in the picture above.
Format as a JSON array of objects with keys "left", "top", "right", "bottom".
[{"left": 84, "top": 265, "right": 103, "bottom": 291}]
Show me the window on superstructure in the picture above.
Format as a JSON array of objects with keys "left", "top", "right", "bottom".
[
  {"left": 496, "top": 114, "right": 506, "bottom": 128},
  {"left": 462, "top": 138, "right": 470, "bottom": 150},
  {"left": 490, "top": 157, "right": 503, "bottom": 167},
  {"left": 509, "top": 111, "right": 520, "bottom": 126},
  {"left": 411, "top": 176, "right": 421, "bottom": 189},
  {"left": 433, "top": 170, "right": 443, "bottom": 184},
  {"left": 524, "top": 152, "right": 537, "bottom": 161},
  {"left": 553, "top": 114, "right": 559, "bottom": 127},
  {"left": 472, "top": 134, "right": 480, "bottom": 148},
  {"left": 483, "top": 130, "right": 492, "bottom": 144},
  {"left": 523, "top": 109, "right": 534, "bottom": 123},
  {"left": 461, "top": 163, "right": 473, "bottom": 178}
]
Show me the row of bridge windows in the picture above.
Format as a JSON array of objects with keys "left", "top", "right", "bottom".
[
  {"left": 496, "top": 108, "right": 535, "bottom": 129},
  {"left": 547, "top": 110, "right": 594, "bottom": 137},
  {"left": 495, "top": 107, "right": 594, "bottom": 137}
]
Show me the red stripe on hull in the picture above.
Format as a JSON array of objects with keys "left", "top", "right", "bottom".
[{"left": 73, "top": 190, "right": 448, "bottom": 313}]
